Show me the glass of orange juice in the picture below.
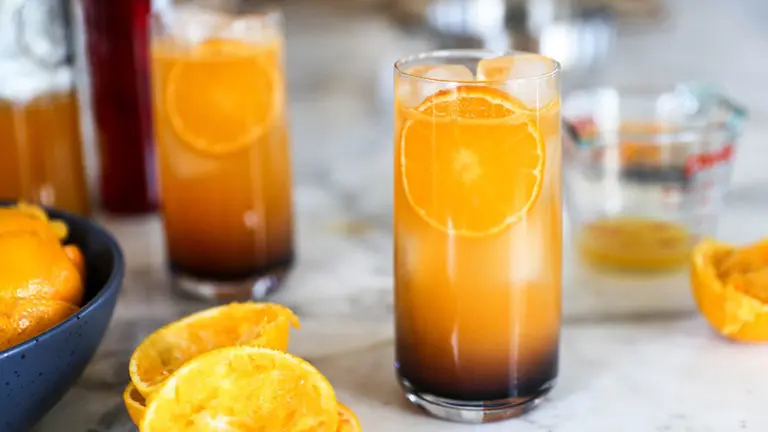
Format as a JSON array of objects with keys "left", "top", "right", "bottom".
[
  {"left": 394, "top": 51, "right": 562, "bottom": 422},
  {"left": 150, "top": 2, "right": 293, "bottom": 300}
]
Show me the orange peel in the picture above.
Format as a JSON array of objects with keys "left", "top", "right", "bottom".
[{"left": 691, "top": 238, "right": 768, "bottom": 342}]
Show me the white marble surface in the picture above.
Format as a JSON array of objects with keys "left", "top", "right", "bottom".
[{"left": 33, "top": 0, "right": 768, "bottom": 431}]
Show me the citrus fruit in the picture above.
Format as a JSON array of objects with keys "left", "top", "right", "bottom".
[
  {"left": 0, "top": 205, "right": 67, "bottom": 241},
  {"left": 691, "top": 238, "right": 768, "bottom": 342},
  {"left": 63, "top": 244, "right": 86, "bottom": 281},
  {"left": 399, "top": 85, "right": 545, "bottom": 237},
  {"left": 336, "top": 403, "right": 362, "bottom": 432},
  {"left": 129, "top": 302, "right": 299, "bottom": 397},
  {"left": 126, "top": 386, "right": 362, "bottom": 432},
  {"left": 0, "top": 231, "right": 84, "bottom": 305},
  {"left": 0, "top": 298, "right": 78, "bottom": 350},
  {"left": 164, "top": 38, "right": 281, "bottom": 155},
  {"left": 140, "top": 346, "right": 338, "bottom": 432},
  {"left": 123, "top": 382, "right": 146, "bottom": 427}
]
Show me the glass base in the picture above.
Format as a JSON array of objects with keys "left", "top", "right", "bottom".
[
  {"left": 398, "top": 375, "right": 553, "bottom": 424},
  {"left": 171, "top": 264, "right": 290, "bottom": 302}
]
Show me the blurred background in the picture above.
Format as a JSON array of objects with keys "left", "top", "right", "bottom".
[{"left": 2, "top": 0, "right": 766, "bottom": 221}]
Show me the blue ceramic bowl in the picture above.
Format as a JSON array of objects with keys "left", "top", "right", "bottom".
[{"left": 0, "top": 207, "right": 124, "bottom": 432}]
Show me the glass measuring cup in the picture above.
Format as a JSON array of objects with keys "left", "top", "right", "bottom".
[{"left": 563, "top": 84, "right": 747, "bottom": 272}]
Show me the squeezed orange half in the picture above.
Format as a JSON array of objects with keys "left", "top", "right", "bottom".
[{"left": 394, "top": 56, "right": 562, "bottom": 400}]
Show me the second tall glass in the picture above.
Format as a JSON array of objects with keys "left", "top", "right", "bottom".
[
  {"left": 150, "top": 3, "right": 294, "bottom": 300},
  {"left": 393, "top": 51, "right": 562, "bottom": 422}
]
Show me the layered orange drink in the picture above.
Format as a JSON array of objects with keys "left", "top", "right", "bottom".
[
  {"left": 394, "top": 52, "right": 561, "bottom": 421},
  {"left": 150, "top": 8, "right": 293, "bottom": 300}
]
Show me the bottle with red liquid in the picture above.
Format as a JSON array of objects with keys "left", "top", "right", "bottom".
[{"left": 78, "top": 0, "right": 157, "bottom": 214}]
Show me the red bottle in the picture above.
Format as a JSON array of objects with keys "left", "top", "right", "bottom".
[{"left": 80, "top": 0, "right": 157, "bottom": 214}]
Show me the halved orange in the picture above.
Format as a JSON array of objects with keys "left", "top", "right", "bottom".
[
  {"left": 691, "top": 238, "right": 768, "bottom": 342},
  {"left": 337, "top": 402, "right": 362, "bottom": 432},
  {"left": 127, "top": 386, "right": 362, "bottom": 432},
  {"left": 0, "top": 298, "right": 78, "bottom": 350},
  {"left": 129, "top": 302, "right": 299, "bottom": 397},
  {"left": 123, "top": 382, "right": 146, "bottom": 426},
  {"left": 400, "top": 85, "right": 545, "bottom": 237},
  {"left": 165, "top": 38, "right": 281, "bottom": 155},
  {"left": 140, "top": 346, "right": 338, "bottom": 432}
]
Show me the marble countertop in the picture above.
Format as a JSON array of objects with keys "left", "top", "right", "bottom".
[{"left": 34, "top": 0, "right": 768, "bottom": 430}]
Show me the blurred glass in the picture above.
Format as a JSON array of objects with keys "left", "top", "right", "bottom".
[
  {"left": 76, "top": 0, "right": 158, "bottom": 215},
  {"left": 0, "top": 0, "right": 90, "bottom": 215},
  {"left": 563, "top": 84, "right": 747, "bottom": 272},
  {"left": 396, "top": 0, "right": 616, "bottom": 79}
]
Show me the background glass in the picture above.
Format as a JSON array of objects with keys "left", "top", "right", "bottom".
[
  {"left": 79, "top": 0, "right": 157, "bottom": 215},
  {"left": 563, "top": 85, "right": 747, "bottom": 272},
  {"left": 150, "top": 2, "right": 294, "bottom": 301},
  {"left": 0, "top": 0, "right": 89, "bottom": 215}
]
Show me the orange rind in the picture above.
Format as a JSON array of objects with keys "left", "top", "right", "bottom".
[
  {"left": 0, "top": 298, "right": 78, "bottom": 350},
  {"left": 129, "top": 302, "right": 299, "bottom": 397},
  {"left": 0, "top": 231, "right": 84, "bottom": 305},
  {"left": 691, "top": 238, "right": 768, "bottom": 342},
  {"left": 123, "top": 382, "right": 146, "bottom": 427}
]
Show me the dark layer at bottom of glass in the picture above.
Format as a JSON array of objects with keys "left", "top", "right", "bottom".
[
  {"left": 170, "top": 252, "right": 294, "bottom": 301},
  {"left": 396, "top": 350, "right": 558, "bottom": 423}
]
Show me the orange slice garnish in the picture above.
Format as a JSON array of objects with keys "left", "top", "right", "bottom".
[
  {"left": 165, "top": 38, "right": 281, "bottom": 155},
  {"left": 140, "top": 346, "right": 338, "bottom": 432},
  {"left": 399, "top": 85, "right": 545, "bottom": 237},
  {"left": 129, "top": 302, "right": 299, "bottom": 397}
]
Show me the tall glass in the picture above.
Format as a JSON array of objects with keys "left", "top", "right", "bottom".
[
  {"left": 150, "top": 2, "right": 294, "bottom": 300},
  {"left": 393, "top": 51, "right": 562, "bottom": 422}
]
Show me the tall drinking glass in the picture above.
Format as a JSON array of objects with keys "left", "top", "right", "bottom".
[
  {"left": 150, "top": 2, "right": 294, "bottom": 300},
  {"left": 393, "top": 51, "right": 562, "bottom": 422}
]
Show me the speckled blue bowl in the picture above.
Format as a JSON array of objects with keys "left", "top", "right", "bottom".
[{"left": 0, "top": 207, "right": 124, "bottom": 432}]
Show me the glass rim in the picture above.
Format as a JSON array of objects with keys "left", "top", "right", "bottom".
[
  {"left": 151, "top": 2, "right": 283, "bottom": 29},
  {"left": 394, "top": 49, "right": 561, "bottom": 85},
  {"left": 563, "top": 84, "right": 747, "bottom": 148}
]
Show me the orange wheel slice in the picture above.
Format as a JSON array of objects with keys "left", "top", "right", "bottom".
[
  {"left": 140, "top": 347, "right": 338, "bottom": 432},
  {"left": 165, "top": 39, "right": 281, "bottom": 155},
  {"left": 336, "top": 402, "right": 362, "bottom": 432},
  {"left": 123, "top": 382, "right": 146, "bottom": 426},
  {"left": 400, "top": 85, "right": 545, "bottom": 237},
  {"left": 129, "top": 302, "right": 299, "bottom": 397},
  {"left": 691, "top": 238, "right": 768, "bottom": 342}
]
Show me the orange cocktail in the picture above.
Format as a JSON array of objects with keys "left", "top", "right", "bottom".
[
  {"left": 150, "top": 6, "right": 293, "bottom": 300},
  {"left": 394, "top": 52, "right": 561, "bottom": 422}
]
